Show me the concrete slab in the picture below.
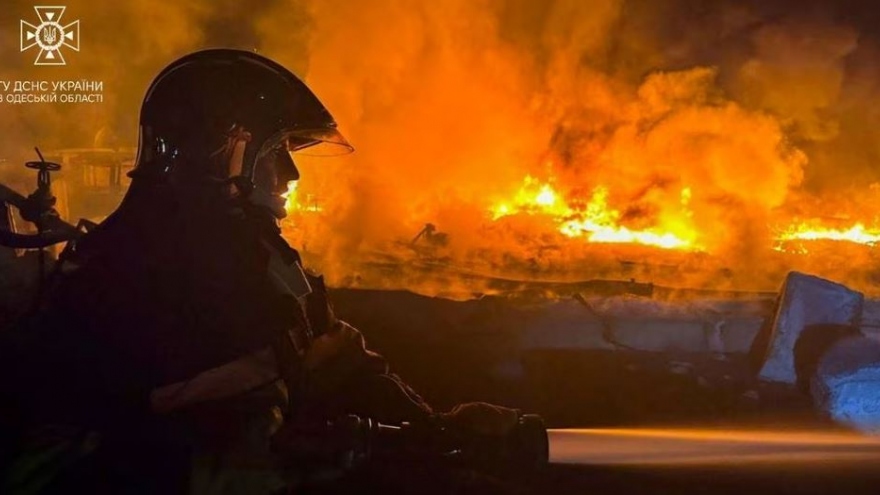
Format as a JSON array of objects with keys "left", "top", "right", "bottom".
[
  {"left": 612, "top": 320, "right": 709, "bottom": 352},
  {"left": 522, "top": 297, "right": 767, "bottom": 353},
  {"left": 721, "top": 317, "right": 765, "bottom": 353},
  {"left": 757, "top": 272, "right": 863, "bottom": 384},
  {"left": 812, "top": 335, "right": 880, "bottom": 434},
  {"left": 520, "top": 299, "right": 611, "bottom": 350}
]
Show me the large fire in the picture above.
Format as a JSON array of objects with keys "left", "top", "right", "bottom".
[
  {"left": 7, "top": 0, "right": 880, "bottom": 298},
  {"left": 267, "top": 1, "right": 880, "bottom": 297}
]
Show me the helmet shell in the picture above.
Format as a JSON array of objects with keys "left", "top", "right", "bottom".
[{"left": 133, "top": 49, "right": 350, "bottom": 184}]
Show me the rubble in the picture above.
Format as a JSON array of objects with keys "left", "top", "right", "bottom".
[
  {"left": 811, "top": 334, "right": 880, "bottom": 434},
  {"left": 745, "top": 272, "right": 880, "bottom": 433},
  {"left": 755, "top": 272, "right": 863, "bottom": 384},
  {"left": 332, "top": 288, "right": 794, "bottom": 425}
]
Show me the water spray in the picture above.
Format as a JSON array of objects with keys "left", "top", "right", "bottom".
[{"left": 548, "top": 427, "right": 880, "bottom": 466}]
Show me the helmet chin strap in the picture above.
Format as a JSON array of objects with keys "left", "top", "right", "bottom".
[
  {"left": 217, "top": 128, "right": 254, "bottom": 198},
  {"left": 228, "top": 138, "right": 247, "bottom": 179},
  {"left": 248, "top": 187, "right": 288, "bottom": 219},
  {"left": 217, "top": 129, "right": 291, "bottom": 219}
]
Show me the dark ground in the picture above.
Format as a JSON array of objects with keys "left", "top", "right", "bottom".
[
  {"left": 2, "top": 267, "right": 878, "bottom": 494},
  {"left": 330, "top": 288, "right": 880, "bottom": 495},
  {"left": 329, "top": 288, "right": 808, "bottom": 426},
  {"left": 533, "top": 462, "right": 880, "bottom": 495}
]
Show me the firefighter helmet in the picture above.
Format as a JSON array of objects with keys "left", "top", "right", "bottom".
[{"left": 131, "top": 49, "right": 351, "bottom": 206}]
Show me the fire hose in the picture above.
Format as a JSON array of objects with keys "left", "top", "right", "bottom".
[{"left": 271, "top": 413, "right": 549, "bottom": 475}]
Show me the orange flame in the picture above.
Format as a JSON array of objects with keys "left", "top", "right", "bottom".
[
  {"left": 491, "top": 176, "right": 880, "bottom": 254},
  {"left": 775, "top": 222, "right": 880, "bottom": 252},
  {"left": 283, "top": 180, "right": 323, "bottom": 214},
  {"left": 490, "top": 176, "right": 700, "bottom": 251},
  {"left": 282, "top": 180, "right": 299, "bottom": 213}
]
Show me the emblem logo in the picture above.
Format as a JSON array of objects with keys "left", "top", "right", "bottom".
[{"left": 20, "top": 6, "right": 80, "bottom": 66}]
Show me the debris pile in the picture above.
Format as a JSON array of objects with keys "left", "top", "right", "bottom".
[{"left": 752, "top": 271, "right": 880, "bottom": 433}]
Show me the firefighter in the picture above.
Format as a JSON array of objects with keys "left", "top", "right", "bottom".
[{"left": 2, "top": 50, "right": 519, "bottom": 494}]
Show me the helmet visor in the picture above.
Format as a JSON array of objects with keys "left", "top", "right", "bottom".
[{"left": 258, "top": 127, "right": 353, "bottom": 162}]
